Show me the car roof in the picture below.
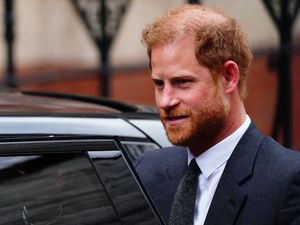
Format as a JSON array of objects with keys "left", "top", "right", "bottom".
[
  {"left": 0, "top": 91, "right": 142, "bottom": 114},
  {"left": 0, "top": 91, "right": 168, "bottom": 144}
]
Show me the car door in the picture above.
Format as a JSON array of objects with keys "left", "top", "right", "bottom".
[{"left": 0, "top": 138, "right": 163, "bottom": 225}]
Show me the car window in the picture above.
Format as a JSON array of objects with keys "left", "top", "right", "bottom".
[
  {"left": 120, "top": 141, "right": 160, "bottom": 162},
  {"left": 89, "top": 151, "right": 161, "bottom": 225},
  {"left": 0, "top": 154, "right": 120, "bottom": 225},
  {"left": 0, "top": 142, "right": 163, "bottom": 225}
]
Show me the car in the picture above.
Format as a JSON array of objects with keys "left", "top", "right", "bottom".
[{"left": 0, "top": 90, "right": 171, "bottom": 225}]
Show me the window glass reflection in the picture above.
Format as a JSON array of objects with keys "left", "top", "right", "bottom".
[
  {"left": 121, "top": 142, "right": 159, "bottom": 162},
  {"left": 0, "top": 154, "right": 120, "bottom": 225},
  {"left": 89, "top": 151, "right": 161, "bottom": 225}
]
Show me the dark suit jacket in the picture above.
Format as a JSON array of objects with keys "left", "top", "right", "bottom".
[{"left": 135, "top": 123, "right": 300, "bottom": 225}]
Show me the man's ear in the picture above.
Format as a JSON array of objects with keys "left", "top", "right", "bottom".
[{"left": 222, "top": 60, "right": 240, "bottom": 94}]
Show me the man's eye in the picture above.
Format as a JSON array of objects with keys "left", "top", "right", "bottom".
[
  {"left": 153, "top": 80, "right": 165, "bottom": 90},
  {"left": 178, "top": 80, "right": 189, "bottom": 84},
  {"left": 175, "top": 79, "right": 191, "bottom": 87}
]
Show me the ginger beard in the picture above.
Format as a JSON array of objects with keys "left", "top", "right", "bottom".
[{"left": 160, "top": 87, "right": 228, "bottom": 149}]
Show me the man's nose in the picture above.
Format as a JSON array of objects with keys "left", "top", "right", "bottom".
[{"left": 157, "top": 88, "right": 180, "bottom": 110}]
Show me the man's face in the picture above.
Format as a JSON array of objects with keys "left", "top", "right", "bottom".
[{"left": 151, "top": 37, "right": 229, "bottom": 152}]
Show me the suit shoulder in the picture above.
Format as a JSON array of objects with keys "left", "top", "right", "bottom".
[{"left": 259, "top": 136, "right": 300, "bottom": 172}]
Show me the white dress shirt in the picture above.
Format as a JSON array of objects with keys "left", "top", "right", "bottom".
[{"left": 187, "top": 115, "right": 251, "bottom": 225}]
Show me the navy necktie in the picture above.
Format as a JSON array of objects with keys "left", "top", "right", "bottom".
[{"left": 169, "top": 158, "right": 200, "bottom": 225}]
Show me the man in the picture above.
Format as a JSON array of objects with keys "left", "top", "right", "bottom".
[{"left": 135, "top": 4, "right": 300, "bottom": 225}]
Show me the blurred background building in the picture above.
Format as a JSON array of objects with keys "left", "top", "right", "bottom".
[{"left": 0, "top": 0, "right": 300, "bottom": 149}]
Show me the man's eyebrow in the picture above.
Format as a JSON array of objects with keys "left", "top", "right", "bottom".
[
  {"left": 151, "top": 77, "right": 161, "bottom": 81},
  {"left": 170, "top": 75, "right": 196, "bottom": 80}
]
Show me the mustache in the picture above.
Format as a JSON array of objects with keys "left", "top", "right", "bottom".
[{"left": 159, "top": 108, "right": 191, "bottom": 119}]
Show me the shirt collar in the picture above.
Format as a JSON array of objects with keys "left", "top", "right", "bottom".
[{"left": 188, "top": 115, "right": 251, "bottom": 179}]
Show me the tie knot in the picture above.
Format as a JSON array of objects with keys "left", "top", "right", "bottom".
[{"left": 188, "top": 158, "right": 200, "bottom": 175}]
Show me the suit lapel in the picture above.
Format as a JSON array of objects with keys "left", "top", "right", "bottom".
[
  {"left": 204, "top": 172, "right": 247, "bottom": 225},
  {"left": 204, "top": 123, "right": 264, "bottom": 225}
]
